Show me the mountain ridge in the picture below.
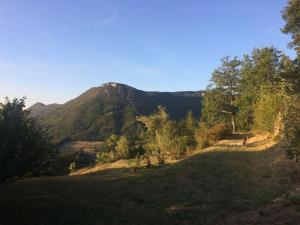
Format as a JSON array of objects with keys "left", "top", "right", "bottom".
[{"left": 28, "top": 82, "right": 203, "bottom": 143}]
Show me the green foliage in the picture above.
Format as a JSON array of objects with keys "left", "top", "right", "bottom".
[
  {"left": 0, "top": 98, "right": 54, "bottom": 183},
  {"left": 195, "top": 122, "right": 231, "bottom": 148},
  {"left": 282, "top": 0, "right": 300, "bottom": 57},
  {"left": 281, "top": 1, "right": 300, "bottom": 162},
  {"left": 185, "top": 111, "right": 197, "bottom": 131},
  {"left": 96, "top": 134, "right": 144, "bottom": 163},
  {"left": 253, "top": 94, "right": 283, "bottom": 133},
  {"left": 115, "top": 136, "right": 130, "bottom": 159},
  {"left": 204, "top": 47, "right": 289, "bottom": 135},
  {"left": 95, "top": 152, "right": 114, "bottom": 163},
  {"left": 137, "top": 106, "right": 191, "bottom": 162},
  {"left": 105, "top": 134, "right": 119, "bottom": 159},
  {"left": 205, "top": 57, "right": 242, "bottom": 132},
  {"left": 201, "top": 89, "right": 228, "bottom": 126},
  {"left": 180, "top": 111, "right": 198, "bottom": 147},
  {"left": 283, "top": 95, "right": 300, "bottom": 162},
  {"left": 237, "top": 47, "right": 284, "bottom": 131},
  {"left": 195, "top": 122, "right": 210, "bottom": 148}
]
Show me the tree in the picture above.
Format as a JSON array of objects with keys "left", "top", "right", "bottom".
[
  {"left": 283, "top": 95, "right": 300, "bottom": 162},
  {"left": 253, "top": 93, "right": 283, "bottom": 133},
  {"left": 185, "top": 111, "right": 197, "bottom": 131},
  {"left": 209, "top": 56, "right": 241, "bottom": 133},
  {"left": 115, "top": 136, "right": 130, "bottom": 159},
  {"left": 0, "top": 98, "right": 54, "bottom": 183},
  {"left": 282, "top": 0, "right": 300, "bottom": 162},
  {"left": 282, "top": 0, "right": 300, "bottom": 58},
  {"left": 237, "top": 47, "right": 284, "bottom": 130},
  {"left": 201, "top": 89, "right": 227, "bottom": 127},
  {"left": 184, "top": 111, "right": 197, "bottom": 147},
  {"left": 137, "top": 106, "right": 183, "bottom": 163}
]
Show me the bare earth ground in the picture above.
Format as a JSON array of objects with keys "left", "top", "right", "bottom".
[{"left": 0, "top": 134, "right": 300, "bottom": 225}]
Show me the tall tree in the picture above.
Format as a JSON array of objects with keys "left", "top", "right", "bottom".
[
  {"left": 0, "top": 98, "right": 54, "bottom": 183},
  {"left": 282, "top": 0, "right": 300, "bottom": 58},
  {"left": 201, "top": 89, "right": 227, "bottom": 127},
  {"left": 237, "top": 47, "right": 284, "bottom": 130},
  {"left": 209, "top": 56, "right": 241, "bottom": 133},
  {"left": 282, "top": 0, "right": 300, "bottom": 162}
]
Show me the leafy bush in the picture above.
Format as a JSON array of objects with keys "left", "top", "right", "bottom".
[
  {"left": 115, "top": 136, "right": 130, "bottom": 159},
  {"left": 137, "top": 106, "right": 190, "bottom": 163},
  {"left": 253, "top": 94, "right": 283, "bottom": 133},
  {"left": 195, "top": 122, "right": 230, "bottom": 149},
  {"left": 282, "top": 95, "right": 300, "bottom": 162},
  {"left": 95, "top": 152, "right": 114, "bottom": 163}
]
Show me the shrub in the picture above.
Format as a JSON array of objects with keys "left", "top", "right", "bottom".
[
  {"left": 253, "top": 93, "right": 283, "bottom": 133},
  {"left": 195, "top": 122, "right": 230, "bottom": 149},
  {"left": 95, "top": 152, "right": 114, "bottom": 163},
  {"left": 127, "top": 154, "right": 141, "bottom": 174},
  {"left": 283, "top": 95, "right": 300, "bottom": 162},
  {"left": 115, "top": 136, "right": 130, "bottom": 159},
  {"left": 195, "top": 122, "right": 209, "bottom": 148},
  {"left": 208, "top": 123, "right": 231, "bottom": 143}
]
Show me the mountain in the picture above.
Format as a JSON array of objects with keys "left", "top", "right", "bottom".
[
  {"left": 29, "top": 82, "right": 203, "bottom": 143},
  {"left": 28, "top": 103, "right": 61, "bottom": 118}
]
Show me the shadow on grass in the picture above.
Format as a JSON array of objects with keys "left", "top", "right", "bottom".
[{"left": 0, "top": 143, "right": 291, "bottom": 225}]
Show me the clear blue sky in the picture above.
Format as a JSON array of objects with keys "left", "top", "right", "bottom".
[{"left": 0, "top": 0, "right": 296, "bottom": 107}]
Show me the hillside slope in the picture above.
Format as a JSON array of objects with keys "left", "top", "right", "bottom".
[
  {"left": 1, "top": 134, "right": 299, "bottom": 225},
  {"left": 29, "top": 83, "right": 203, "bottom": 143},
  {"left": 28, "top": 102, "right": 61, "bottom": 118}
]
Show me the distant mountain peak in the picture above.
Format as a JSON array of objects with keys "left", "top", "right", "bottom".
[
  {"left": 32, "top": 102, "right": 46, "bottom": 107},
  {"left": 28, "top": 102, "right": 61, "bottom": 118},
  {"left": 102, "top": 82, "right": 123, "bottom": 88}
]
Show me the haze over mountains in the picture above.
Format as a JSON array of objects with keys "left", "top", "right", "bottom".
[{"left": 29, "top": 83, "right": 203, "bottom": 143}]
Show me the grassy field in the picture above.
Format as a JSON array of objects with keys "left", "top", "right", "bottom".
[{"left": 1, "top": 135, "right": 300, "bottom": 225}]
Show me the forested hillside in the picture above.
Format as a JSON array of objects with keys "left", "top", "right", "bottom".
[
  {"left": 29, "top": 83, "right": 203, "bottom": 143},
  {"left": 28, "top": 102, "right": 61, "bottom": 118}
]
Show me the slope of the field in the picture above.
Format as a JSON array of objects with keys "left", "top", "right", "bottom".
[{"left": 1, "top": 134, "right": 300, "bottom": 225}]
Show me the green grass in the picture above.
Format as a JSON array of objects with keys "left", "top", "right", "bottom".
[{"left": 0, "top": 144, "right": 295, "bottom": 225}]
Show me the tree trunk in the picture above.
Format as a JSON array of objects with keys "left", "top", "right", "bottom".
[
  {"left": 231, "top": 114, "right": 236, "bottom": 133},
  {"left": 230, "top": 95, "right": 236, "bottom": 133}
]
